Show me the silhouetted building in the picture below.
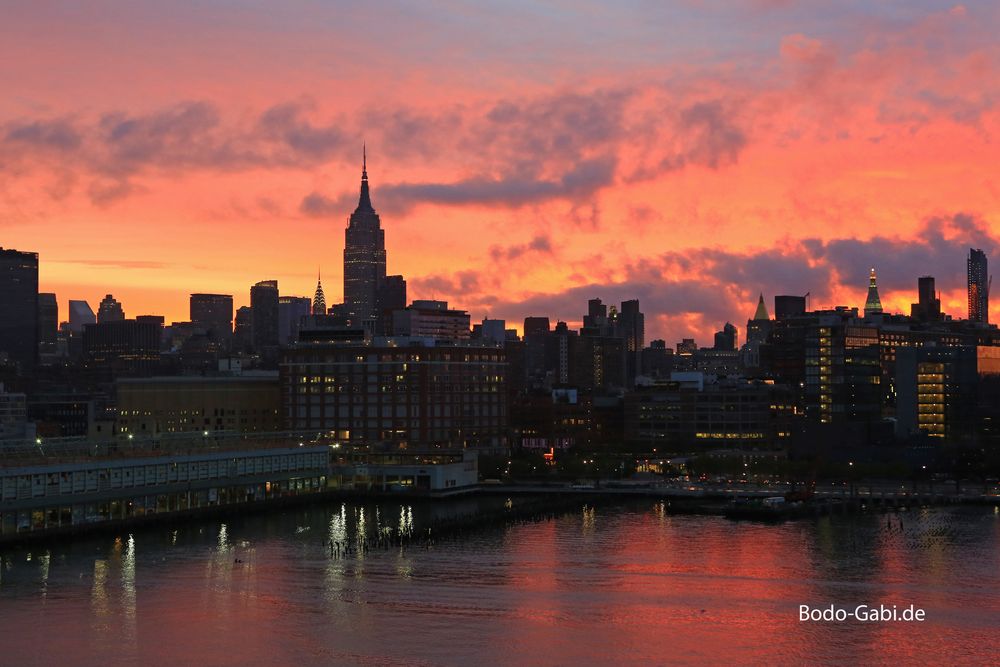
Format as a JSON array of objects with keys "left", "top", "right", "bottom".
[
  {"left": 391, "top": 301, "right": 470, "bottom": 341},
  {"left": 97, "top": 294, "right": 125, "bottom": 323},
  {"left": 713, "top": 322, "right": 738, "bottom": 350},
  {"left": 190, "top": 293, "right": 233, "bottom": 347},
  {"left": 676, "top": 338, "right": 697, "bottom": 355},
  {"left": 68, "top": 300, "right": 96, "bottom": 332},
  {"left": 0, "top": 247, "right": 39, "bottom": 373},
  {"left": 522, "top": 317, "right": 551, "bottom": 386},
  {"left": 910, "top": 276, "right": 942, "bottom": 322},
  {"left": 618, "top": 299, "right": 644, "bottom": 387},
  {"left": 250, "top": 280, "right": 279, "bottom": 355},
  {"left": 863, "top": 268, "right": 883, "bottom": 317},
  {"left": 82, "top": 318, "right": 162, "bottom": 376},
  {"left": 278, "top": 296, "right": 311, "bottom": 345},
  {"left": 523, "top": 317, "right": 550, "bottom": 338},
  {"left": 233, "top": 306, "right": 254, "bottom": 354},
  {"left": 583, "top": 298, "right": 608, "bottom": 333},
  {"left": 968, "top": 248, "right": 989, "bottom": 323},
  {"left": 376, "top": 275, "right": 407, "bottom": 332},
  {"left": 38, "top": 292, "right": 58, "bottom": 354},
  {"left": 281, "top": 339, "right": 508, "bottom": 452},
  {"left": 573, "top": 335, "right": 625, "bottom": 391},
  {"left": 774, "top": 295, "right": 806, "bottom": 321},
  {"left": 478, "top": 318, "right": 507, "bottom": 345},
  {"left": 343, "top": 148, "right": 387, "bottom": 323},
  {"left": 116, "top": 374, "right": 282, "bottom": 437},
  {"left": 641, "top": 340, "right": 674, "bottom": 378}
]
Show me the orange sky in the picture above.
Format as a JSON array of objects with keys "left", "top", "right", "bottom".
[{"left": 2, "top": 2, "right": 998, "bottom": 343}]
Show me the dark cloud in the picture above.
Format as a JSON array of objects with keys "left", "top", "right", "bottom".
[
  {"left": 257, "top": 102, "right": 348, "bottom": 159},
  {"left": 490, "top": 234, "right": 554, "bottom": 262},
  {"left": 403, "top": 212, "right": 997, "bottom": 343},
  {"left": 373, "top": 155, "right": 616, "bottom": 213},
  {"left": 300, "top": 191, "right": 349, "bottom": 218},
  {"left": 805, "top": 213, "right": 998, "bottom": 293},
  {"left": 4, "top": 119, "right": 82, "bottom": 151}
]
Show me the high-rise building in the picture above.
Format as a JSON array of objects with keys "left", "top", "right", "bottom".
[
  {"left": 746, "top": 293, "right": 772, "bottom": 344},
  {"left": 391, "top": 301, "right": 470, "bottom": 340},
  {"left": 0, "top": 247, "right": 39, "bottom": 372},
  {"left": 376, "top": 275, "right": 407, "bottom": 328},
  {"left": 863, "top": 267, "right": 883, "bottom": 317},
  {"left": 83, "top": 318, "right": 162, "bottom": 376},
  {"left": 97, "top": 294, "right": 125, "bottom": 323},
  {"left": 38, "top": 293, "right": 59, "bottom": 353},
  {"left": 713, "top": 322, "right": 738, "bottom": 350},
  {"left": 278, "top": 296, "right": 312, "bottom": 345},
  {"left": 582, "top": 298, "right": 609, "bottom": 335},
  {"left": 343, "top": 148, "right": 387, "bottom": 322},
  {"left": 968, "top": 248, "right": 989, "bottom": 323},
  {"left": 909, "top": 276, "right": 941, "bottom": 322},
  {"left": 478, "top": 318, "right": 507, "bottom": 345},
  {"left": 774, "top": 295, "right": 806, "bottom": 320},
  {"left": 250, "top": 280, "right": 279, "bottom": 354},
  {"left": 312, "top": 272, "right": 327, "bottom": 316},
  {"left": 618, "top": 299, "right": 645, "bottom": 387},
  {"left": 233, "top": 306, "right": 253, "bottom": 354},
  {"left": 68, "top": 300, "right": 96, "bottom": 332},
  {"left": 190, "top": 293, "right": 233, "bottom": 346}
]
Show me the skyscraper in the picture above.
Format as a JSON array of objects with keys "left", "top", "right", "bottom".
[
  {"left": 97, "top": 294, "right": 125, "bottom": 323},
  {"left": 863, "top": 267, "right": 883, "bottom": 317},
  {"left": 38, "top": 293, "right": 59, "bottom": 353},
  {"left": 910, "top": 276, "right": 941, "bottom": 322},
  {"left": 312, "top": 272, "right": 327, "bottom": 316},
  {"left": 0, "top": 247, "right": 39, "bottom": 372},
  {"left": 190, "top": 293, "right": 234, "bottom": 346},
  {"left": 343, "top": 147, "right": 387, "bottom": 322},
  {"left": 250, "top": 280, "right": 279, "bottom": 353},
  {"left": 278, "top": 296, "right": 311, "bottom": 345},
  {"left": 618, "top": 299, "right": 644, "bottom": 386},
  {"left": 968, "top": 248, "right": 989, "bottom": 323},
  {"left": 68, "top": 300, "right": 97, "bottom": 332},
  {"left": 746, "top": 293, "right": 772, "bottom": 344},
  {"left": 774, "top": 295, "right": 806, "bottom": 320}
]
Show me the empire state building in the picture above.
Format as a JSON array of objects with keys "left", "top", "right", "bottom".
[{"left": 343, "top": 148, "right": 387, "bottom": 322}]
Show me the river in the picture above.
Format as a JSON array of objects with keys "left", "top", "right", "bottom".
[{"left": 0, "top": 499, "right": 998, "bottom": 666}]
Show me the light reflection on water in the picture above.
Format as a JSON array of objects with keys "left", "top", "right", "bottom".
[{"left": 0, "top": 500, "right": 998, "bottom": 666}]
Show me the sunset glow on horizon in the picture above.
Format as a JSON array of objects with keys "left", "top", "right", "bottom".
[{"left": 3, "top": 1, "right": 998, "bottom": 343}]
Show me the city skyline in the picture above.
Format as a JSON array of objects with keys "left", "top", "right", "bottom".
[{"left": 2, "top": 1, "right": 999, "bottom": 343}]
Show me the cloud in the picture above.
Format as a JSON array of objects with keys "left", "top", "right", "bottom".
[
  {"left": 404, "top": 212, "right": 997, "bottom": 343},
  {"left": 300, "top": 191, "right": 348, "bottom": 217},
  {"left": 490, "top": 234, "right": 554, "bottom": 262},
  {"left": 377, "top": 155, "right": 617, "bottom": 212},
  {"left": 4, "top": 119, "right": 82, "bottom": 151}
]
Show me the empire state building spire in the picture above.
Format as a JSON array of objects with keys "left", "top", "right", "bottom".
[
  {"left": 343, "top": 144, "right": 387, "bottom": 321},
  {"left": 864, "top": 267, "right": 883, "bottom": 317},
  {"left": 356, "top": 142, "right": 373, "bottom": 214}
]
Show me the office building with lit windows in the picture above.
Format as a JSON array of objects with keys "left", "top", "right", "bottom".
[
  {"left": 895, "top": 346, "right": 977, "bottom": 441},
  {"left": 280, "top": 338, "right": 508, "bottom": 452}
]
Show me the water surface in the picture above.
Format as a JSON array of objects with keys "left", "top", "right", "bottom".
[{"left": 1, "top": 500, "right": 998, "bottom": 666}]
